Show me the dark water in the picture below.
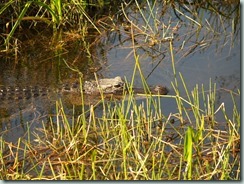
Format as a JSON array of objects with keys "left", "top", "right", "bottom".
[{"left": 0, "top": 2, "right": 240, "bottom": 142}]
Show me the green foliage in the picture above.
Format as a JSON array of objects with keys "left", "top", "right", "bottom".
[
  {"left": 0, "top": 0, "right": 114, "bottom": 48},
  {"left": 183, "top": 126, "right": 193, "bottom": 180},
  {"left": 0, "top": 0, "right": 240, "bottom": 180},
  {"left": 0, "top": 72, "right": 240, "bottom": 179}
]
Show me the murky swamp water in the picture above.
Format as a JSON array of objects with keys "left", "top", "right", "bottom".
[{"left": 0, "top": 2, "right": 240, "bottom": 145}]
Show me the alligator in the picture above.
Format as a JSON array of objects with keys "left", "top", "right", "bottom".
[{"left": 0, "top": 76, "right": 168, "bottom": 103}]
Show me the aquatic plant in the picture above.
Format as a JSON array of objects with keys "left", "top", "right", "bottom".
[
  {"left": 0, "top": 54, "right": 240, "bottom": 179},
  {"left": 0, "top": 0, "right": 240, "bottom": 180},
  {"left": 0, "top": 0, "right": 121, "bottom": 50}
]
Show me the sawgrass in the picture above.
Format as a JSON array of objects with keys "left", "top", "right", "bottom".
[
  {"left": 0, "top": 58, "right": 240, "bottom": 180},
  {"left": 0, "top": 0, "right": 113, "bottom": 50},
  {"left": 0, "top": 0, "right": 240, "bottom": 180}
]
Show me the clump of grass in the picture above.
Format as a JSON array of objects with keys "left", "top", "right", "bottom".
[
  {"left": 1, "top": 0, "right": 123, "bottom": 50},
  {"left": 0, "top": 0, "right": 240, "bottom": 179},
  {"left": 0, "top": 71, "right": 240, "bottom": 179}
]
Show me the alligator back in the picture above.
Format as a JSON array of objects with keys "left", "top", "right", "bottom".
[
  {"left": 0, "top": 76, "right": 124, "bottom": 101},
  {"left": 0, "top": 86, "right": 50, "bottom": 101}
]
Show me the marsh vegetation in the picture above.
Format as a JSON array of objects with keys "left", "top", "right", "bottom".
[{"left": 0, "top": 0, "right": 240, "bottom": 180}]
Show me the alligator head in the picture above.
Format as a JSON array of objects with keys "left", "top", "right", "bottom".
[{"left": 83, "top": 76, "right": 125, "bottom": 95}]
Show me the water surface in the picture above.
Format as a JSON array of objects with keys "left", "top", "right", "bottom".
[{"left": 0, "top": 1, "right": 240, "bottom": 142}]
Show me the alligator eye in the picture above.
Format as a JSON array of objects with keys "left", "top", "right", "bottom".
[
  {"left": 64, "top": 87, "right": 71, "bottom": 91},
  {"left": 113, "top": 84, "right": 122, "bottom": 88}
]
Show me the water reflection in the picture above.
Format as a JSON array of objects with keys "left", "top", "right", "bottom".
[{"left": 94, "top": 0, "right": 240, "bottom": 113}]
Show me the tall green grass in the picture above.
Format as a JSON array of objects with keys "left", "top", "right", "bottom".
[
  {"left": 0, "top": 62, "right": 240, "bottom": 180},
  {"left": 0, "top": 0, "right": 109, "bottom": 49},
  {"left": 0, "top": 0, "right": 240, "bottom": 180}
]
